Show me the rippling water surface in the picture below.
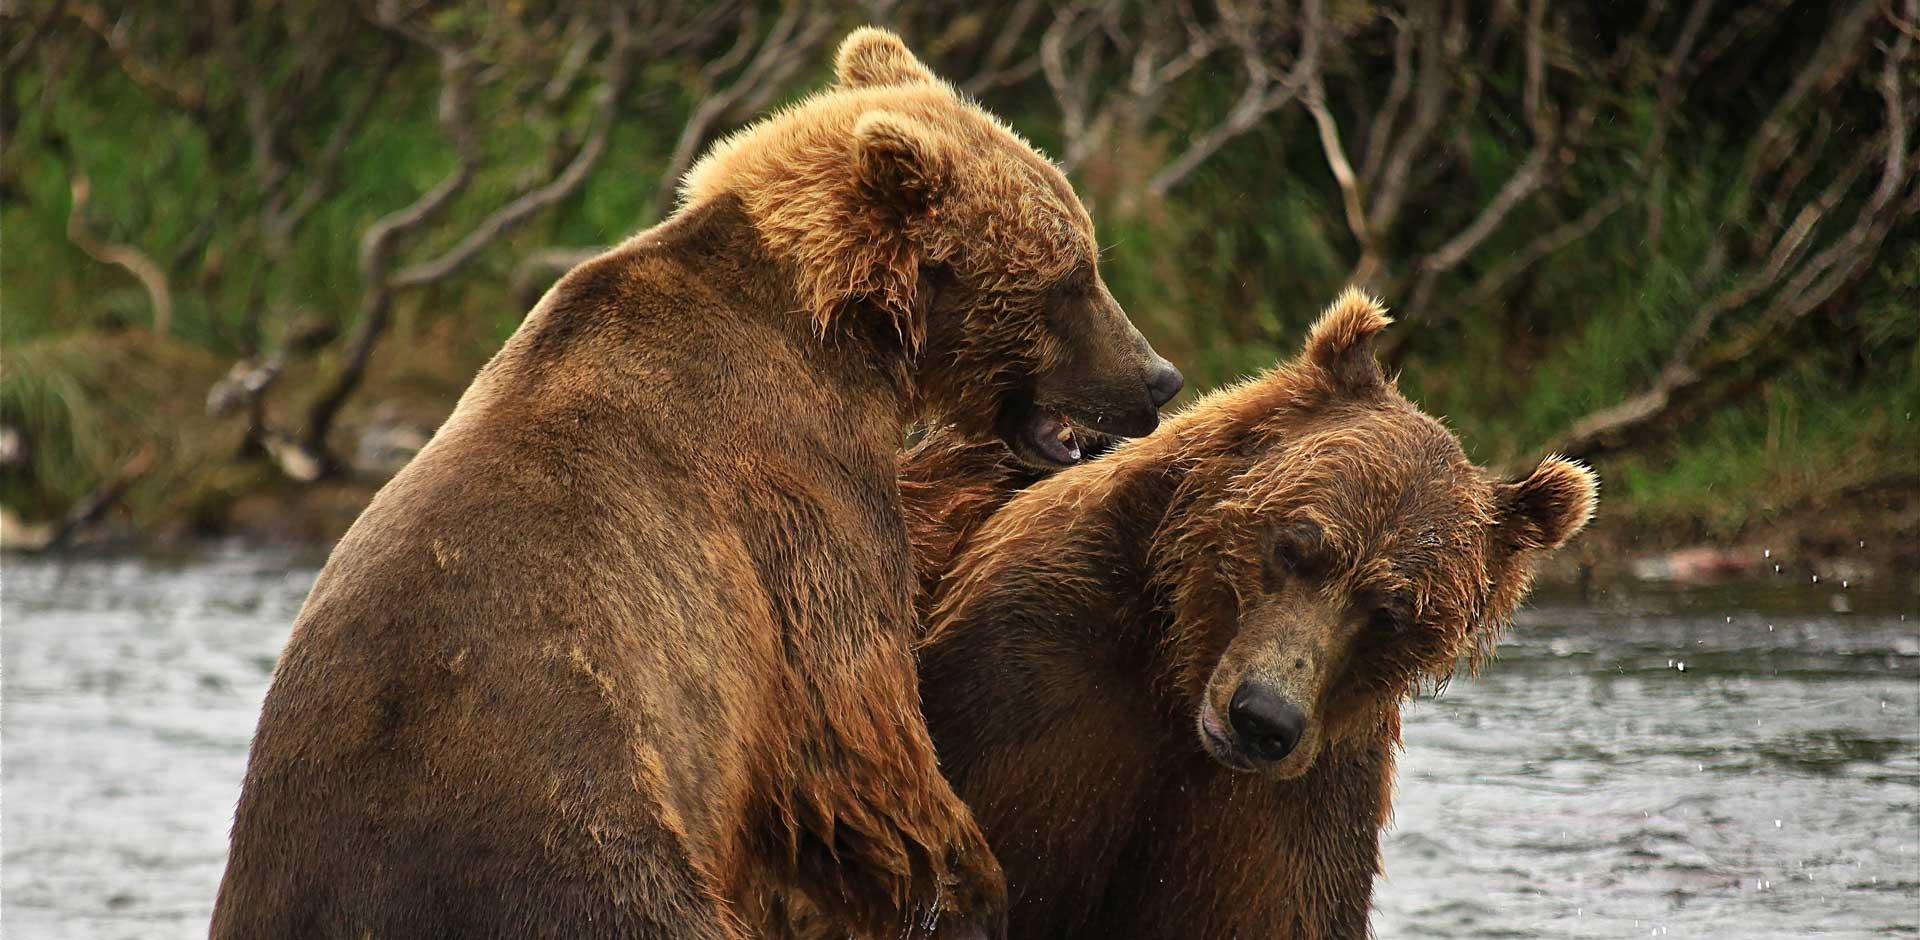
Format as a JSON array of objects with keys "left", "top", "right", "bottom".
[{"left": 3, "top": 547, "right": 1916, "bottom": 938}]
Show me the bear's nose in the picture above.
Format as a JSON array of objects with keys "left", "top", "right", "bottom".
[
  {"left": 1228, "top": 683, "right": 1306, "bottom": 763},
  {"left": 1144, "top": 356, "right": 1184, "bottom": 408}
]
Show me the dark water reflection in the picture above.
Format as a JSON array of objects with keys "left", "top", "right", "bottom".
[{"left": 3, "top": 547, "right": 1915, "bottom": 938}]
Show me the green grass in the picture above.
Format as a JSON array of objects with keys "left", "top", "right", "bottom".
[{"left": 0, "top": 332, "right": 244, "bottom": 527}]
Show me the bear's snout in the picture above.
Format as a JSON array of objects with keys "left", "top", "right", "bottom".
[
  {"left": 1145, "top": 354, "right": 1184, "bottom": 408},
  {"left": 1227, "top": 682, "right": 1307, "bottom": 763}
]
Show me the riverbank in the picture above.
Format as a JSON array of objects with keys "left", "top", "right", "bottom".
[
  {"left": 8, "top": 460, "right": 1917, "bottom": 606},
  {"left": 3, "top": 330, "right": 1914, "bottom": 600}
]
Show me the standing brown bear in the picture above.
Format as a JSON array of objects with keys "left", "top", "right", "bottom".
[
  {"left": 909, "top": 290, "right": 1596, "bottom": 939},
  {"left": 211, "top": 28, "right": 1180, "bottom": 940}
]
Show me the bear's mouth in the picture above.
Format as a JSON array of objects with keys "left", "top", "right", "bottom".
[
  {"left": 996, "top": 394, "right": 1085, "bottom": 469},
  {"left": 1196, "top": 705, "right": 1257, "bottom": 773}
]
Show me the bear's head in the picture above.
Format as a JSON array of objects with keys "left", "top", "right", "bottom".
[
  {"left": 1154, "top": 290, "right": 1597, "bottom": 779},
  {"left": 680, "top": 28, "right": 1181, "bottom": 468}
]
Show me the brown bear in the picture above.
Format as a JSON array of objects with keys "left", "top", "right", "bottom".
[
  {"left": 906, "top": 290, "right": 1597, "bottom": 939},
  {"left": 211, "top": 28, "right": 1181, "bottom": 940}
]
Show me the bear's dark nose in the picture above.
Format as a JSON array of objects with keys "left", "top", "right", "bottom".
[
  {"left": 1228, "top": 683, "right": 1306, "bottom": 762},
  {"left": 1145, "top": 356, "right": 1184, "bottom": 408}
]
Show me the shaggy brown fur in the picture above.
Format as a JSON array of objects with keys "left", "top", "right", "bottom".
[
  {"left": 899, "top": 432, "right": 1052, "bottom": 614},
  {"left": 910, "top": 290, "right": 1598, "bottom": 939},
  {"left": 211, "top": 29, "right": 1176, "bottom": 940}
]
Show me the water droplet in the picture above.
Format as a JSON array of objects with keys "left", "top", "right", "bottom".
[
  {"left": 1763, "top": 548, "right": 1772, "bottom": 558},
  {"left": 1812, "top": 574, "right": 1820, "bottom": 583}
]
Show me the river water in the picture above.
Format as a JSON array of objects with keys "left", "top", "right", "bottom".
[{"left": 3, "top": 545, "right": 1915, "bottom": 938}]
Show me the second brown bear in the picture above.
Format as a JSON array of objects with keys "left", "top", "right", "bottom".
[{"left": 905, "top": 290, "right": 1598, "bottom": 939}]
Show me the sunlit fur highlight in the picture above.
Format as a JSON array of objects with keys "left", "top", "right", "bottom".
[{"left": 679, "top": 29, "right": 1095, "bottom": 430}]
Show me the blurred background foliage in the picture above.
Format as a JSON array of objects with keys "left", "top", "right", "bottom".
[{"left": 1, "top": 0, "right": 1915, "bottom": 554}]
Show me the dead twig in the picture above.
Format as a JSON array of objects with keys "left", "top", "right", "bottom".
[
  {"left": 44, "top": 447, "right": 154, "bottom": 551},
  {"left": 294, "top": 0, "right": 485, "bottom": 474},
  {"left": 1149, "top": 0, "right": 1320, "bottom": 195},
  {"left": 1545, "top": 0, "right": 1916, "bottom": 460},
  {"left": 66, "top": 173, "right": 173, "bottom": 336},
  {"left": 653, "top": 2, "right": 831, "bottom": 214},
  {"left": 392, "top": 6, "right": 633, "bottom": 288}
]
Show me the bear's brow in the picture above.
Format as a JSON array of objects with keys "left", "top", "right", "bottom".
[
  {"left": 1356, "top": 582, "right": 1417, "bottom": 615},
  {"left": 1005, "top": 148, "right": 1094, "bottom": 238},
  {"left": 1273, "top": 519, "right": 1325, "bottom": 553}
]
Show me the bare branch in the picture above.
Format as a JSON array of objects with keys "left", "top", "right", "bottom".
[
  {"left": 1366, "top": 0, "right": 1462, "bottom": 233},
  {"left": 297, "top": 2, "right": 485, "bottom": 470},
  {"left": 1545, "top": 2, "right": 1916, "bottom": 461},
  {"left": 1890, "top": 0, "right": 1920, "bottom": 40},
  {"left": 267, "top": 50, "right": 400, "bottom": 252},
  {"left": 1297, "top": 0, "right": 1376, "bottom": 282},
  {"left": 541, "top": 11, "right": 601, "bottom": 105},
  {"left": 1040, "top": 3, "right": 1109, "bottom": 173},
  {"left": 1391, "top": 0, "right": 1572, "bottom": 338},
  {"left": 391, "top": 11, "right": 633, "bottom": 288},
  {"left": 961, "top": 0, "right": 1048, "bottom": 94},
  {"left": 1763, "top": 109, "right": 1835, "bottom": 229},
  {"left": 65, "top": 3, "right": 202, "bottom": 111},
  {"left": 66, "top": 173, "right": 172, "bottom": 336},
  {"left": 1456, "top": 189, "right": 1628, "bottom": 309},
  {"left": 1696, "top": 0, "right": 1878, "bottom": 274},
  {"left": 1694, "top": 0, "right": 1794, "bottom": 74},
  {"left": 652, "top": 3, "right": 832, "bottom": 214},
  {"left": 2, "top": 3, "right": 60, "bottom": 78},
  {"left": 1358, "top": 10, "right": 1416, "bottom": 192},
  {"left": 1740, "top": 0, "right": 1877, "bottom": 182},
  {"left": 44, "top": 447, "right": 153, "bottom": 551},
  {"left": 1149, "top": 0, "right": 1321, "bottom": 196}
]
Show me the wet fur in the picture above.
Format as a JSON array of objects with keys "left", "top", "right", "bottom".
[
  {"left": 907, "top": 290, "right": 1596, "bottom": 939},
  {"left": 212, "top": 29, "right": 1147, "bottom": 940}
]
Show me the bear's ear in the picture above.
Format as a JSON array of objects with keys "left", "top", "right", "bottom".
[
  {"left": 835, "top": 27, "right": 937, "bottom": 88},
  {"left": 1302, "top": 287, "right": 1391, "bottom": 393},
  {"left": 1493, "top": 456, "right": 1599, "bottom": 553},
  {"left": 852, "top": 110, "right": 951, "bottom": 213}
]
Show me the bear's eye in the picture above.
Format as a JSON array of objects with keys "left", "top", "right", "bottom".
[
  {"left": 1368, "top": 605, "right": 1408, "bottom": 634},
  {"left": 1262, "top": 524, "right": 1323, "bottom": 589},
  {"left": 1264, "top": 541, "right": 1298, "bottom": 586},
  {"left": 1047, "top": 263, "right": 1093, "bottom": 301},
  {"left": 1266, "top": 558, "right": 1290, "bottom": 588}
]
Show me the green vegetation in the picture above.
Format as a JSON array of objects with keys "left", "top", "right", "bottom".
[{"left": 2, "top": 1, "right": 1914, "bottom": 554}]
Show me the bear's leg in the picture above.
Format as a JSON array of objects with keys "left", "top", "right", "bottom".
[{"left": 765, "top": 686, "right": 1008, "bottom": 940}]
